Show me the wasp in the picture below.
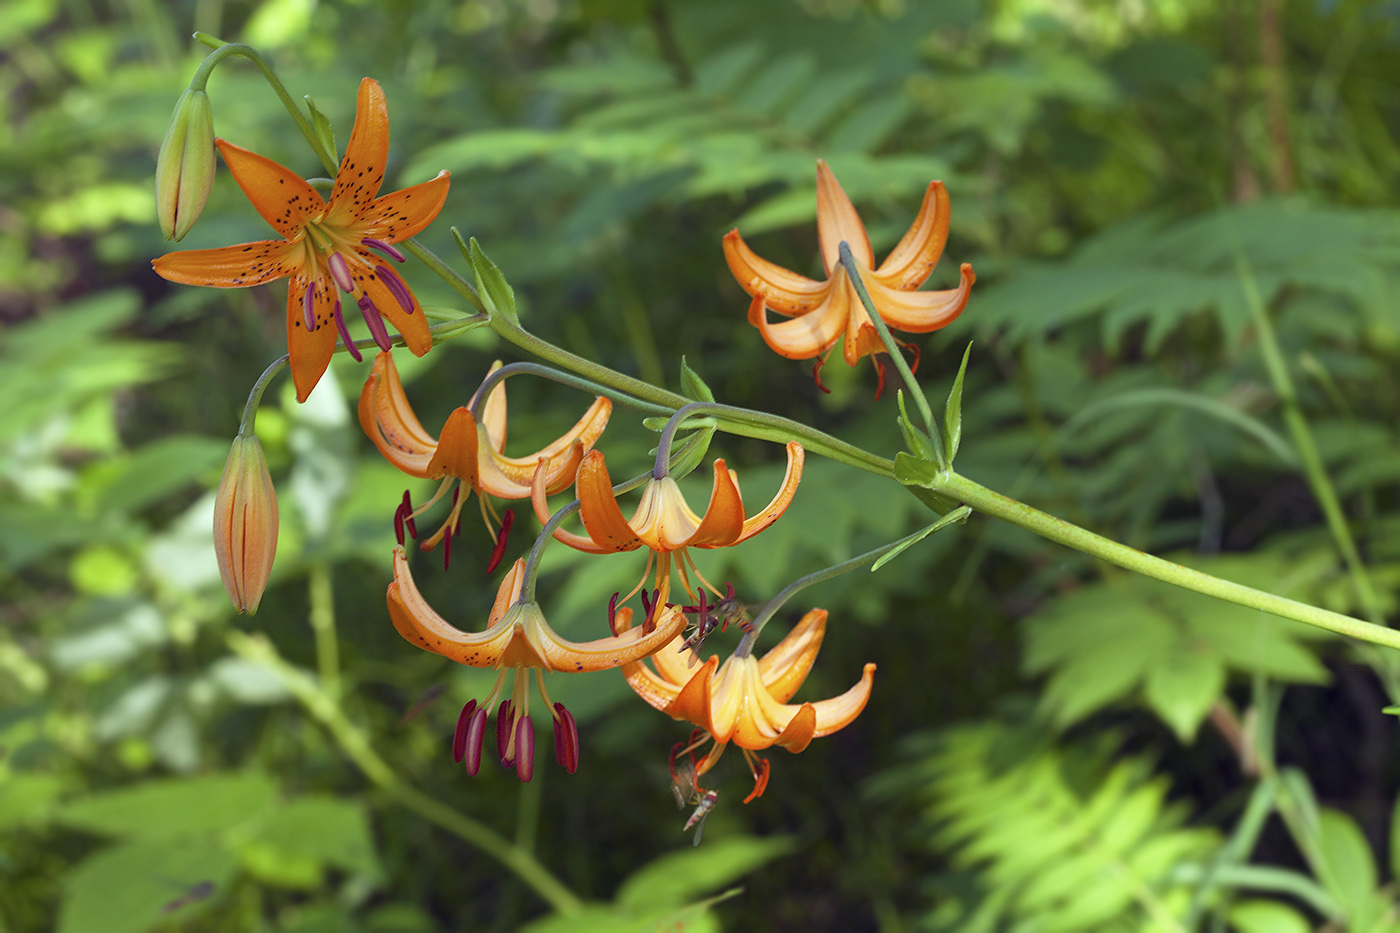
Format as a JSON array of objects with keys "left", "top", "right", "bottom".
[{"left": 680, "top": 583, "right": 751, "bottom": 665}]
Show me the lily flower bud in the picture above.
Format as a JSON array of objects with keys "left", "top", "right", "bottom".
[
  {"left": 155, "top": 87, "right": 216, "bottom": 241},
  {"left": 214, "top": 435, "right": 278, "bottom": 614}
]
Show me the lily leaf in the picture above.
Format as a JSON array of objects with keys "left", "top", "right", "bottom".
[
  {"left": 871, "top": 506, "right": 971, "bottom": 572},
  {"left": 679, "top": 356, "right": 716, "bottom": 403},
  {"left": 896, "top": 390, "right": 937, "bottom": 462},
  {"left": 455, "top": 231, "right": 518, "bottom": 325},
  {"left": 303, "top": 95, "right": 337, "bottom": 165},
  {"left": 893, "top": 451, "right": 945, "bottom": 488},
  {"left": 944, "top": 342, "right": 973, "bottom": 463}
]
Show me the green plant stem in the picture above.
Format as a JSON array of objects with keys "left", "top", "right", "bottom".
[
  {"left": 1235, "top": 255, "right": 1385, "bottom": 627},
  {"left": 937, "top": 472, "right": 1400, "bottom": 651},
  {"left": 189, "top": 38, "right": 337, "bottom": 175},
  {"left": 469, "top": 361, "right": 674, "bottom": 420},
  {"left": 226, "top": 631, "right": 582, "bottom": 915},
  {"left": 740, "top": 509, "right": 969, "bottom": 650},
  {"left": 837, "top": 241, "right": 945, "bottom": 463},
  {"left": 402, "top": 240, "right": 894, "bottom": 475},
  {"left": 307, "top": 562, "right": 341, "bottom": 699}
]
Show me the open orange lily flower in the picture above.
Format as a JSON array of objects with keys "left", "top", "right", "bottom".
[
  {"left": 388, "top": 549, "right": 685, "bottom": 780},
  {"left": 532, "top": 442, "right": 804, "bottom": 624},
  {"left": 620, "top": 608, "right": 875, "bottom": 801},
  {"left": 153, "top": 78, "right": 451, "bottom": 402},
  {"left": 723, "top": 160, "right": 974, "bottom": 391},
  {"left": 360, "top": 351, "right": 611, "bottom": 567}
]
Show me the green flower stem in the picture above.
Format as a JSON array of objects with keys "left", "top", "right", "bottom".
[
  {"left": 402, "top": 240, "right": 895, "bottom": 476},
  {"left": 188, "top": 37, "right": 337, "bottom": 175},
  {"left": 1235, "top": 255, "right": 1386, "bottom": 627},
  {"left": 235, "top": 317, "right": 487, "bottom": 436},
  {"left": 740, "top": 512, "right": 968, "bottom": 651},
  {"left": 225, "top": 631, "right": 583, "bottom": 915},
  {"left": 521, "top": 473, "right": 652, "bottom": 603},
  {"left": 837, "top": 241, "right": 943, "bottom": 458},
  {"left": 469, "top": 361, "right": 674, "bottom": 420},
  {"left": 938, "top": 472, "right": 1400, "bottom": 651},
  {"left": 307, "top": 562, "right": 341, "bottom": 699}
]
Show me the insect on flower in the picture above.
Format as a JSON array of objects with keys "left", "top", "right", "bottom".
[
  {"left": 671, "top": 736, "right": 720, "bottom": 846},
  {"left": 680, "top": 583, "right": 751, "bottom": 666}
]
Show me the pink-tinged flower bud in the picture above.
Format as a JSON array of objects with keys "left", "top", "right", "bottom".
[
  {"left": 155, "top": 88, "right": 216, "bottom": 241},
  {"left": 213, "top": 435, "right": 278, "bottom": 614}
]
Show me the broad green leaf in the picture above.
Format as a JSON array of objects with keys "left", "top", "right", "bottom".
[
  {"left": 896, "top": 389, "right": 937, "bottom": 462},
  {"left": 1142, "top": 648, "right": 1226, "bottom": 741},
  {"left": 1316, "top": 808, "right": 1377, "bottom": 917},
  {"left": 0, "top": 772, "right": 67, "bottom": 830},
  {"left": 55, "top": 773, "right": 277, "bottom": 840},
  {"left": 616, "top": 836, "right": 791, "bottom": 910},
  {"left": 1227, "top": 900, "right": 1311, "bottom": 933},
  {"left": 249, "top": 795, "right": 382, "bottom": 879},
  {"left": 58, "top": 837, "right": 236, "bottom": 933},
  {"left": 893, "top": 450, "right": 944, "bottom": 488}
]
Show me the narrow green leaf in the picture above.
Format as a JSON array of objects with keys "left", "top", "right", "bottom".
[
  {"left": 944, "top": 342, "right": 973, "bottom": 463},
  {"left": 303, "top": 96, "right": 337, "bottom": 164},
  {"left": 616, "top": 836, "right": 791, "bottom": 910},
  {"left": 1227, "top": 900, "right": 1311, "bottom": 933},
  {"left": 454, "top": 232, "right": 518, "bottom": 324},
  {"left": 871, "top": 507, "right": 970, "bottom": 572},
  {"left": 679, "top": 356, "right": 716, "bottom": 402},
  {"left": 663, "top": 426, "right": 716, "bottom": 481},
  {"left": 903, "top": 484, "right": 962, "bottom": 516}
]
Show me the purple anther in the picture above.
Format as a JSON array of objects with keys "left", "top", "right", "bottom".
[
  {"left": 357, "top": 293, "right": 393, "bottom": 352},
  {"left": 394, "top": 503, "right": 405, "bottom": 546},
  {"left": 515, "top": 715, "right": 535, "bottom": 782},
  {"left": 452, "top": 700, "right": 477, "bottom": 763},
  {"left": 442, "top": 528, "right": 453, "bottom": 571},
  {"left": 607, "top": 592, "right": 621, "bottom": 635},
  {"left": 553, "top": 702, "right": 578, "bottom": 774},
  {"left": 302, "top": 281, "right": 317, "bottom": 331},
  {"left": 463, "top": 706, "right": 488, "bottom": 776},
  {"left": 331, "top": 298, "right": 363, "bottom": 362},
  {"left": 497, "top": 700, "right": 514, "bottom": 766},
  {"left": 376, "top": 265, "right": 416, "bottom": 314},
  {"left": 396, "top": 490, "right": 416, "bottom": 541},
  {"left": 363, "top": 238, "right": 406, "bottom": 262},
  {"left": 328, "top": 252, "right": 355, "bottom": 293}
]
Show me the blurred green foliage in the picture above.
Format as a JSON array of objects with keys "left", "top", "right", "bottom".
[{"left": 8, "top": 0, "right": 1400, "bottom": 930}]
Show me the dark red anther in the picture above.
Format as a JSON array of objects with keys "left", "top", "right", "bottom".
[
  {"left": 486, "top": 508, "right": 514, "bottom": 574},
  {"left": 402, "top": 490, "right": 417, "bottom": 539},
  {"left": 640, "top": 587, "right": 661, "bottom": 634},
  {"left": 873, "top": 355, "right": 888, "bottom": 401},
  {"left": 553, "top": 702, "right": 579, "bottom": 774},
  {"left": 515, "top": 715, "right": 535, "bottom": 782},
  {"left": 394, "top": 503, "right": 406, "bottom": 545},
  {"left": 905, "top": 341, "right": 921, "bottom": 375},
  {"left": 463, "top": 705, "right": 487, "bottom": 776},
  {"left": 443, "top": 528, "right": 453, "bottom": 571},
  {"left": 452, "top": 700, "right": 478, "bottom": 763},
  {"left": 722, "top": 584, "right": 736, "bottom": 632},
  {"left": 812, "top": 356, "right": 833, "bottom": 394},
  {"left": 744, "top": 757, "right": 771, "bottom": 803},
  {"left": 496, "top": 700, "right": 514, "bottom": 766},
  {"left": 607, "top": 592, "right": 623, "bottom": 635}
]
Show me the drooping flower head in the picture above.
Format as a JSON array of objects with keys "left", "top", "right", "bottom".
[
  {"left": 359, "top": 350, "right": 611, "bottom": 569},
  {"left": 620, "top": 607, "right": 875, "bottom": 802},
  {"left": 532, "top": 442, "right": 804, "bottom": 627},
  {"left": 723, "top": 160, "right": 975, "bottom": 394},
  {"left": 387, "top": 549, "right": 686, "bottom": 780},
  {"left": 153, "top": 78, "right": 451, "bottom": 401}
]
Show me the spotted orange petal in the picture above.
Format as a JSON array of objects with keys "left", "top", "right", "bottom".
[
  {"left": 734, "top": 442, "right": 804, "bottom": 542},
  {"left": 215, "top": 139, "right": 326, "bottom": 240},
  {"left": 358, "top": 172, "right": 452, "bottom": 243},
  {"left": 151, "top": 240, "right": 298, "bottom": 288},
  {"left": 287, "top": 275, "right": 339, "bottom": 402},
  {"left": 327, "top": 77, "right": 390, "bottom": 225}
]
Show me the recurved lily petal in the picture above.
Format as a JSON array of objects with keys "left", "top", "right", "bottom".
[
  {"left": 572, "top": 450, "right": 647, "bottom": 553},
  {"left": 736, "top": 442, "right": 804, "bottom": 542},
  {"left": 480, "top": 395, "right": 612, "bottom": 496},
  {"left": 816, "top": 160, "right": 873, "bottom": 275},
  {"left": 756, "top": 608, "right": 825, "bottom": 702},
  {"left": 724, "top": 159, "right": 973, "bottom": 386},
  {"left": 358, "top": 350, "right": 446, "bottom": 476}
]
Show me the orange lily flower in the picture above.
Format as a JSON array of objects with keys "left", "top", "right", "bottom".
[
  {"left": 152, "top": 78, "right": 451, "bottom": 402},
  {"left": 359, "top": 350, "right": 611, "bottom": 568},
  {"left": 532, "top": 442, "right": 804, "bottom": 624},
  {"left": 723, "top": 160, "right": 975, "bottom": 391},
  {"left": 620, "top": 608, "right": 875, "bottom": 801},
  {"left": 387, "top": 548, "right": 685, "bottom": 780}
]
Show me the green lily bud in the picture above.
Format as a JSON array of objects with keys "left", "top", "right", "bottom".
[{"left": 155, "top": 88, "right": 216, "bottom": 241}]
